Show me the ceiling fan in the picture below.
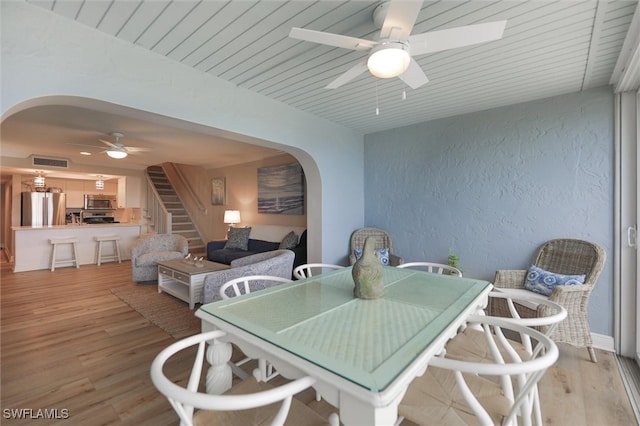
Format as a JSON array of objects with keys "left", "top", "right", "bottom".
[
  {"left": 68, "top": 132, "right": 151, "bottom": 159},
  {"left": 289, "top": 0, "right": 507, "bottom": 90}
]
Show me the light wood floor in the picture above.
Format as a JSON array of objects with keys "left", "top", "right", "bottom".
[{"left": 1, "top": 255, "right": 637, "bottom": 425}]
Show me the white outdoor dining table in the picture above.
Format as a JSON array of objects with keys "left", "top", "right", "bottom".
[{"left": 196, "top": 266, "right": 492, "bottom": 426}]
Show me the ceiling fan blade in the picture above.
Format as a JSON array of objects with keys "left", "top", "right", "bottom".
[
  {"left": 65, "top": 142, "right": 105, "bottom": 150},
  {"left": 289, "top": 27, "right": 376, "bottom": 51},
  {"left": 98, "top": 138, "right": 120, "bottom": 150},
  {"left": 410, "top": 21, "right": 507, "bottom": 56},
  {"left": 399, "top": 58, "right": 429, "bottom": 89},
  {"left": 380, "top": 0, "right": 423, "bottom": 40},
  {"left": 124, "top": 147, "right": 153, "bottom": 153},
  {"left": 326, "top": 60, "right": 369, "bottom": 89}
]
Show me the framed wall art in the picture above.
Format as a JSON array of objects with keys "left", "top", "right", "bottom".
[
  {"left": 211, "top": 177, "right": 226, "bottom": 205},
  {"left": 257, "top": 163, "right": 304, "bottom": 215}
]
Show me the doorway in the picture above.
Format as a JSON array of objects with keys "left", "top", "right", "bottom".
[{"left": 615, "top": 90, "right": 639, "bottom": 362}]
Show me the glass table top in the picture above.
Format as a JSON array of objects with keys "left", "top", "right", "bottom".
[{"left": 199, "top": 267, "right": 491, "bottom": 392}]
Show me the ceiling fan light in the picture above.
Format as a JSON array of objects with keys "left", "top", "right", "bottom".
[
  {"left": 367, "top": 42, "right": 410, "bottom": 79},
  {"left": 107, "top": 149, "right": 127, "bottom": 159}
]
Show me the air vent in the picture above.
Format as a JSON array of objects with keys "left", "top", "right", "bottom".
[{"left": 31, "top": 156, "right": 69, "bottom": 168}]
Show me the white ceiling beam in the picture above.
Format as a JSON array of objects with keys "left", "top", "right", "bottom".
[
  {"left": 610, "top": 2, "right": 640, "bottom": 92},
  {"left": 582, "top": 1, "right": 606, "bottom": 90}
]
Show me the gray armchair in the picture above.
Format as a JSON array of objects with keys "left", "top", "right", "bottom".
[
  {"left": 349, "top": 227, "right": 404, "bottom": 266},
  {"left": 202, "top": 250, "right": 295, "bottom": 304},
  {"left": 130, "top": 234, "right": 189, "bottom": 282},
  {"left": 489, "top": 238, "right": 606, "bottom": 362}
]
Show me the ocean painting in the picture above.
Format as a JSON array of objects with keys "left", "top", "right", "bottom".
[{"left": 258, "top": 163, "right": 305, "bottom": 215}]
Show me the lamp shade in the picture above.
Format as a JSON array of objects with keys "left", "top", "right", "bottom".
[
  {"left": 223, "top": 210, "right": 241, "bottom": 225},
  {"left": 107, "top": 149, "right": 127, "bottom": 159},
  {"left": 367, "top": 42, "right": 410, "bottom": 78},
  {"left": 95, "top": 178, "right": 104, "bottom": 190}
]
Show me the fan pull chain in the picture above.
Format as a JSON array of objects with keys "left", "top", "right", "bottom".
[
  {"left": 401, "top": 76, "right": 407, "bottom": 100},
  {"left": 375, "top": 81, "right": 380, "bottom": 115}
]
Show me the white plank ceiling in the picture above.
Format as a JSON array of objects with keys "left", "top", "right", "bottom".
[
  {"left": 25, "top": 0, "right": 638, "bottom": 134},
  {"left": 2, "top": 0, "right": 637, "bottom": 178}
]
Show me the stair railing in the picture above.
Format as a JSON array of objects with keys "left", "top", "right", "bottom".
[
  {"left": 144, "top": 170, "right": 172, "bottom": 234},
  {"left": 165, "top": 162, "right": 207, "bottom": 213}
]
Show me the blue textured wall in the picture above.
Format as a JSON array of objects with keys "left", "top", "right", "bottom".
[{"left": 364, "top": 87, "right": 614, "bottom": 336}]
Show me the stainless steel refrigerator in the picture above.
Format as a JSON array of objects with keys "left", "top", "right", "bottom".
[{"left": 21, "top": 192, "right": 66, "bottom": 226}]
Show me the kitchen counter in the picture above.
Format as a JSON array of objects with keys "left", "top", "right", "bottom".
[
  {"left": 12, "top": 222, "right": 140, "bottom": 230},
  {"left": 12, "top": 223, "right": 143, "bottom": 272}
]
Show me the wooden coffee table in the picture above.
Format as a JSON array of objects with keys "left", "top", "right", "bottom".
[{"left": 157, "top": 259, "right": 229, "bottom": 309}]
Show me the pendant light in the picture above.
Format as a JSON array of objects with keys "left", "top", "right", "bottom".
[
  {"left": 33, "top": 172, "right": 45, "bottom": 188},
  {"left": 95, "top": 176, "right": 105, "bottom": 190}
]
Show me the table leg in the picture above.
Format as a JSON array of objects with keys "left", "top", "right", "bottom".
[
  {"left": 205, "top": 336, "right": 233, "bottom": 394},
  {"left": 339, "top": 392, "right": 399, "bottom": 426},
  {"left": 189, "top": 282, "right": 195, "bottom": 309}
]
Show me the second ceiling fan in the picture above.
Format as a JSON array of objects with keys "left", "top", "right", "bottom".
[
  {"left": 289, "top": 0, "right": 507, "bottom": 89},
  {"left": 68, "top": 132, "right": 151, "bottom": 159}
]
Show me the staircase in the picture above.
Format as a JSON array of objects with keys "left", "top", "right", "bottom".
[{"left": 146, "top": 165, "right": 206, "bottom": 256}]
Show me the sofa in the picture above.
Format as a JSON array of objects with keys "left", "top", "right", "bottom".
[
  {"left": 130, "top": 233, "right": 189, "bottom": 282},
  {"left": 207, "top": 224, "right": 307, "bottom": 269},
  {"left": 202, "top": 249, "right": 295, "bottom": 303}
]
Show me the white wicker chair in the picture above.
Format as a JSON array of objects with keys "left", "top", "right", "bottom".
[
  {"left": 447, "top": 290, "right": 567, "bottom": 359},
  {"left": 397, "top": 315, "right": 559, "bottom": 426},
  {"left": 445, "top": 290, "right": 567, "bottom": 426},
  {"left": 293, "top": 263, "right": 344, "bottom": 280},
  {"left": 397, "top": 261, "right": 462, "bottom": 276},
  {"left": 150, "top": 330, "right": 336, "bottom": 426},
  {"left": 219, "top": 275, "right": 292, "bottom": 382},
  {"left": 219, "top": 275, "right": 292, "bottom": 299}
]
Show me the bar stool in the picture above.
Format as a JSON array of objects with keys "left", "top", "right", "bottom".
[
  {"left": 49, "top": 238, "right": 80, "bottom": 271},
  {"left": 94, "top": 235, "right": 122, "bottom": 266}
]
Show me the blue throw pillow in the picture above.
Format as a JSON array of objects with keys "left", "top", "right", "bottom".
[
  {"left": 524, "top": 265, "right": 585, "bottom": 297},
  {"left": 354, "top": 247, "right": 390, "bottom": 266}
]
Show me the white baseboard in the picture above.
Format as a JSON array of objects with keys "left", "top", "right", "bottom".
[{"left": 592, "top": 332, "right": 615, "bottom": 352}]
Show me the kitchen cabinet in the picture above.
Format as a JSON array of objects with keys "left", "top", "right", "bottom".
[
  {"left": 20, "top": 176, "right": 66, "bottom": 192},
  {"left": 44, "top": 178, "right": 66, "bottom": 191},
  {"left": 84, "top": 180, "right": 116, "bottom": 195},
  {"left": 65, "top": 180, "right": 85, "bottom": 208},
  {"left": 18, "top": 174, "right": 118, "bottom": 207},
  {"left": 64, "top": 179, "right": 117, "bottom": 207},
  {"left": 117, "top": 176, "right": 141, "bottom": 208}
]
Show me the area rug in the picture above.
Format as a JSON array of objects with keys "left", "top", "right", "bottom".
[{"left": 111, "top": 285, "right": 201, "bottom": 339}]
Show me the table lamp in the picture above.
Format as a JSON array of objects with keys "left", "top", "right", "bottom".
[{"left": 223, "top": 210, "right": 241, "bottom": 234}]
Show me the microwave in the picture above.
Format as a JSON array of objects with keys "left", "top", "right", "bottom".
[{"left": 84, "top": 194, "right": 116, "bottom": 210}]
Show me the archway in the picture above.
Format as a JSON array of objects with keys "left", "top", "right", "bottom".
[{"left": 1, "top": 96, "right": 324, "bottom": 263}]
